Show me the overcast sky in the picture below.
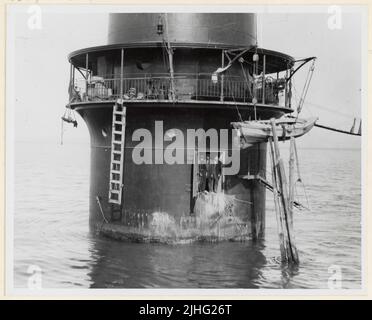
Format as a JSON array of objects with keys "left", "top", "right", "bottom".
[{"left": 7, "top": 6, "right": 364, "bottom": 149}]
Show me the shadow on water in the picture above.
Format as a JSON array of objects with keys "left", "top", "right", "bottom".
[
  {"left": 280, "top": 263, "right": 300, "bottom": 288},
  {"left": 87, "top": 232, "right": 269, "bottom": 288}
]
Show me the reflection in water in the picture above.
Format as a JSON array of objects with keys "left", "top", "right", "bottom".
[
  {"left": 87, "top": 233, "right": 266, "bottom": 288},
  {"left": 13, "top": 143, "right": 361, "bottom": 289}
]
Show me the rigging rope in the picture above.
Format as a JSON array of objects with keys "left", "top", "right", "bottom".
[
  {"left": 296, "top": 59, "right": 315, "bottom": 116},
  {"left": 293, "top": 140, "right": 310, "bottom": 211},
  {"left": 305, "top": 101, "right": 360, "bottom": 119},
  {"left": 226, "top": 69, "right": 244, "bottom": 123},
  {"left": 60, "top": 119, "right": 64, "bottom": 145},
  {"left": 292, "top": 78, "right": 361, "bottom": 136},
  {"left": 96, "top": 196, "right": 109, "bottom": 224},
  {"left": 239, "top": 62, "right": 253, "bottom": 97}
]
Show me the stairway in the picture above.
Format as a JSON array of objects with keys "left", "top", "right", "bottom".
[{"left": 108, "top": 101, "right": 126, "bottom": 204}]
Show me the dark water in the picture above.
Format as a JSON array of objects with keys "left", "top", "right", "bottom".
[{"left": 13, "top": 142, "right": 361, "bottom": 289}]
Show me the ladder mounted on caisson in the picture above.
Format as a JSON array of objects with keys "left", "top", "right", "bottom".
[{"left": 108, "top": 100, "right": 126, "bottom": 205}]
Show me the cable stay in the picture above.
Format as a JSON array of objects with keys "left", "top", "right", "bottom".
[
  {"left": 292, "top": 60, "right": 361, "bottom": 137},
  {"left": 305, "top": 101, "right": 358, "bottom": 119}
]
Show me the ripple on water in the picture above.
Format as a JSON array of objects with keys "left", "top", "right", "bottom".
[{"left": 13, "top": 143, "right": 361, "bottom": 289}]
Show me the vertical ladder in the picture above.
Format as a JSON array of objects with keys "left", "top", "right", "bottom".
[{"left": 108, "top": 101, "right": 126, "bottom": 204}]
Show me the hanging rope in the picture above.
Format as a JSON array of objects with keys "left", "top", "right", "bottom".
[
  {"left": 96, "top": 196, "right": 109, "bottom": 224},
  {"left": 296, "top": 59, "right": 316, "bottom": 116},
  {"left": 225, "top": 69, "right": 244, "bottom": 123},
  {"left": 293, "top": 140, "right": 310, "bottom": 211},
  {"left": 252, "top": 49, "right": 259, "bottom": 120},
  {"left": 239, "top": 61, "right": 253, "bottom": 98},
  {"left": 60, "top": 118, "right": 64, "bottom": 145}
]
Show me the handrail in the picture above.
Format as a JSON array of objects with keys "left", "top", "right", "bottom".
[{"left": 70, "top": 73, "right": 288, "bottom": 107}]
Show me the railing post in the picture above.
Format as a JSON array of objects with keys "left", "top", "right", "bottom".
[
  {"left": 288, "top": 68, "right": 293, "bottom": 109},
  {"left": 195, "top": 73, "right": 198, "bottom": 100},
  {"left": 69, "top": 62, "right": 72, "bottom": 84},
  {"left": 262, "top": 55, "right": 266, "bottom": 104},
  {"left": 284, "top": 67, "right": 288, "bottom": 108},
  {"left": 85, "top": 53, "right": 89, "bottom": 101},
  {"left": 220, "top": 50, "right": 224, "bottom": 102},
  {"left": 72, "top": 63, "right": 75, "bottom": 88},
  {"left": 284, "top": 70, "right": 288, "bottom": 107},
  {"left": 120, "top": 48, "right": 124, "bottom": 100},
  {"left": 68, "top": 62, "right": 73, "bottom": 101}
]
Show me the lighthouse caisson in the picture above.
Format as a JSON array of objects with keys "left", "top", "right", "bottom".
[{"left": 66, "top": 13, "right": 296, "bottom": 242}]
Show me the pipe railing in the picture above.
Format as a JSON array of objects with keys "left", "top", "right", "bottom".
[{"left": 70, "top": 74, "right": 287, "bottom": 106}]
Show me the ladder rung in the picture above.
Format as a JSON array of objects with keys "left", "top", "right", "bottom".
[
  {"left": 110, "top": 154, "right": 122, "bottom": 159},
  {"left": 111, "top": 148, "right": 123, "bottom": 153},
  {"left": 110, "top": 170, "right": 121, "bottom": 174},
  {"left": 109, "top": 190, "right": 120, "bottom": 194},
  {"left": 112, "top": 122, "right": 122, "bottom": 127},
  {"left": 110, "top": 181, "right": 120, "bottom": 190},
  {"left": 112, "top": 130, "right": 123, "bottom": 135}
]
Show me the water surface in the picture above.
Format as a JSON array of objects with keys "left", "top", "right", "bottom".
[{"left": 13, "top": 142, "right": 361, "bottom": 289}]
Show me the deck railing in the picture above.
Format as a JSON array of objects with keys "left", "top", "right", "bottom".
[{"left": 69, "top": 73, "right": 286, "bottom": 107}]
